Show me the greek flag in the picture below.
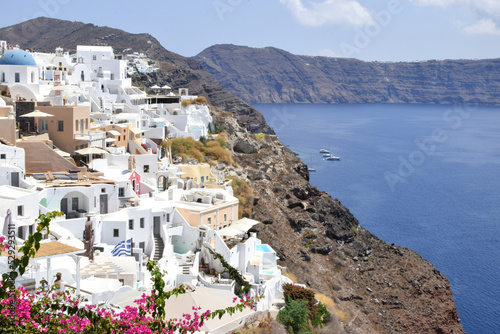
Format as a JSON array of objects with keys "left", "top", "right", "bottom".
[{"left": 111, "top": 239, "right": 131, "bottom": 256}]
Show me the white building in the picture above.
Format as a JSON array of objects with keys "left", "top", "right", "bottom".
[{"left": 0, "top": 49, "right": 40, "bottom": 100}]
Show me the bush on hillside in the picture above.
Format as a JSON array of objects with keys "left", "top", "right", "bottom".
[
  {"left": 277, "top": 300, "right": 310, "bottom": 334},
  {"left": 227, "top": 176, "right": 253, "bottom": 218}
]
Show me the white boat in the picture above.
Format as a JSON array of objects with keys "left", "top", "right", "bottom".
[
  {"left": 325, "top": 155, "right": 341, "bottom": 160},
  {"left": 319, "top": 149, "right": 330, "bottom": 153},
  {"left": 308, "top": 167, "right": 316, "bottom": 172}
]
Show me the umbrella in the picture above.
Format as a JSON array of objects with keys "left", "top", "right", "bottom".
[
  {"left": 150, "top": 85, "right": 160, "bottom": 89},
  {"left": 162, "top": 85, "right": 171, "bottom": 90},
  {"left": 2, "top": 209, "right": 12, "bottom": 236},
  {"left": 75, "top": 147, "right": 107, "bottom": 155},
  {"left": 20, "top": 110, "right": 54, "bottom": 118},
  {"left": 49, "top": 85, "right": 80, "bottom": 91}
]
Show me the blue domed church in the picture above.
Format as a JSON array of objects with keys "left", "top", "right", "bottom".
[{"left": 0, "top": 49, "right": 40, "bottom": 100}]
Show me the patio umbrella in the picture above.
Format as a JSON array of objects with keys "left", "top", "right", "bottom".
[
  {"left": 162, "top": 85, "right": 171, "bottom": 90},
  {"left": 75, "top": 147, "right": 107, "bottom": 155},
  {"left": 150, "top": 85, "right": 160, "bottom": 89},
  {"left": 20, "top": 110, "right": 54, "bottom": 118}
]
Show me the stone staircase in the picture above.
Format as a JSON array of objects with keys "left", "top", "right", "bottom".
[
  {"left": 0, "top": 137, "right": 14, "bottom": 146},
  {"left": 152, "top": 235, "right": 164, "bottom": 261}
]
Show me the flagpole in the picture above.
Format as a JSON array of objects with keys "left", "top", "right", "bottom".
[{"left": 130, "top": 238, "right": 133, "bottom": 258}]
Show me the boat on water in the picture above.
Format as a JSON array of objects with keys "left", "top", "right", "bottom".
[
  {"left": 322, "top": 153, "right": 331, "bottom": 157},
  {"left": 319, "top": 149, "right": 330, "bottom": 153},
  {"left": 308, "top": 167, "right": 316, "bottom": 172},
  {"left": 325, "top": 155, "right": 341, "bottom": 160}
]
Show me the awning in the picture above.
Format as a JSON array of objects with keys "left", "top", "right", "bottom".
[
  {"left": 231, "top": 218, "right": 260, "bottom": 232},
  {"left": 107, "top": 130, "right": 121, "bottom": 136},
  {"left": 75, "top": 147, "right": 107, "bottom": 155},
  {"left": 217, "top": 227, "right": 243, "bottom": 238},
  {"left": 105, "top": 138, "right": 116, "bottom": 143},
  {"left": 250, "top": 254, "right": 262, "bottom": 266}
]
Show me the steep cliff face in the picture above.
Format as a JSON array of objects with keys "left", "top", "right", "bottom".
[
  {"left": 196, "top": 44, "right": 500, "bottom": 105},
  {"left": 214, "top": 109, "right": 463, "bottom": 333},
  {"left": 1, "top": 18, "right": 464, "bottom": 333}
]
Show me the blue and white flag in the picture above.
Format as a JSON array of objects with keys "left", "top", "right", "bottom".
[{"left": 111, "top": 239, "right": 131, "bottom": 256}]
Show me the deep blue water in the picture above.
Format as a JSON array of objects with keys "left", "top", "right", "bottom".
[{"left": 254, "top": 103, "right": 500, "bottom": 334}]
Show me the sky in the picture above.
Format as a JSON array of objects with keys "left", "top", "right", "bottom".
[{"left": 1, "top": 0, "right": 500, "bottom": 62}]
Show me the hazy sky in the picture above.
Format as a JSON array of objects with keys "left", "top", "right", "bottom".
[{"left": 1, "top": 0, "right": 499, "bottom": 61}]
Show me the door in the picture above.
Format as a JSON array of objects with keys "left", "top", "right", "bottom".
[
  {"left": 10, "top": 172, "right": 19, "bottom": 187},
  {"left": 60, "top": 198, "right": 68, "bottom": 216},
  {"left": 100, "top": 194, "right": 108, "bottom": 214},
  {"left": 153, "top": 216, "right": 161, "bottom": 235}
]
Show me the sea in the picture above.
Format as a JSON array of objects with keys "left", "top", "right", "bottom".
[{"left": 254, "top": 103, "right": 500, "bottom": 334}]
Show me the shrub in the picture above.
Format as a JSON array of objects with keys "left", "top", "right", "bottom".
[
  {"left": 282, "top": 283, "right": 331, "bottom": 329},
  {"left": 194, "top": 96, "right": 207, "bottom": 105},
  {"left": 215, "top": 133, "right": 228, "bottom": 148},
  {"left": 227, "top": 176, "right": 253, "bottom": 218},
  {"left": 205, "top": 142, "right": 233, "bottom": 165},
  {"left": 254, "top": 133, "right": 265, "bottom": 140},
  {"left": 277, "top": 300, "right": 310, "bottom": 334},
  {"left": 0, "top": 90, "right": 7, "bottom": 96},
  {"left": 166, "top": 137, "right": 204, "bottom": 163}
]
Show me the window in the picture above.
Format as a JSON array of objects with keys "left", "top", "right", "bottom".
[
  {"left": 139, "top": 242, "right": 145, "bottom": 251},
  {"left": 15, "top": 72, "right": 20, "bottom": 83},
  {"left": 140, "top": 218, "right": 144, "bottom": 228},
  {"left": 118, "top": 187, "right": 125, "bottom": 197},
  {"left": 101, "top": 188, "right": 106, "bottom": 193},
  {"left": 224, "top": 213, "right": 227, "bottom": 223},
  {"left": 1, "top": 72, "right": 4, "bottom": 82},
  {"left": 72, "top": 197, "right": 78, "bottom": 210},
  {"left": 143, "top": 165, "right": 149, "bottom": 173},
  {"left": 0, "top": 154, "right": 5, "bottom": 159},
  {"left": 17, "top": 205, "right": 23, "bottom": 216},
  {"left": 129, "top": 219, "right": 134, "bottom": 230},
  {"left": 31, "top": 72, "right": 35, "bottom": 83},
  {"left": 85, "top": 119, "right": 88, "bottom": 129},
  {"left": 75, "top": 120, "right": 79, "bottom": 131},
  {"left": 57, "top": 120, "right": 64, "bottom": 132},
  {"left": 113, "top": 229, "right": 119, "bottom": 237},
  {"left": 131, "top": 242, "right": 135, "bottom": 248},
  {"left": 166, "top": 213, "right": 170, "bottom": 222},
  {"left": 207, "top": 217, "right": 212, "bottom": 226},
  {"left": 111, "top": 73, "right": 114, "bottom": 80},
  {"left": 93, "top": 55, "right": 96, "bottom": 61}
]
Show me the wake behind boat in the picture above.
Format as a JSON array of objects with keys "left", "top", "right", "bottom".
[{"left": 325, "top": 155, "right": 341, "bottom": 160}]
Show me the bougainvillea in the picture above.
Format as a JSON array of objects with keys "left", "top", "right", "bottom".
[{"left": 0, "top": 212, "right": 256, "bottom": 333}]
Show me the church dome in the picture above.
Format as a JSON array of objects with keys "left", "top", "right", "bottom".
[{"left": 0, "top": 49, "right": 37, "bottom": 66}]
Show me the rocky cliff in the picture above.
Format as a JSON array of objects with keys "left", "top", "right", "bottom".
[
  {"left": 213, "top": 109, "right": 463, "bottom": 333},
  {"left": 1, "top": 18, "right": 464, "bottom": 333},
  {"left": 196, "top": 44, "right": 500, "bottom": 106}
]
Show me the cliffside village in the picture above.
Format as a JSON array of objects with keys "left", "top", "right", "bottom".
[{"left": 0, "top": 42, "right": 287, "bottom": 331}]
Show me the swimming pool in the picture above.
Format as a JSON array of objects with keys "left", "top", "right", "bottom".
[{"left": 256, "top": 244, "right": 274, "bottom": 253}]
